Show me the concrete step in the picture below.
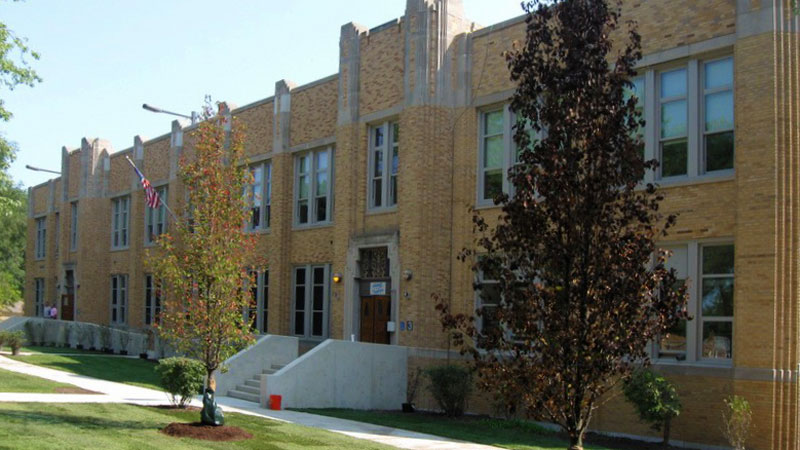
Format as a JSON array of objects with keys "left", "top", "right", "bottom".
[
  {"left": 244, "top": 379, "right": 260, "bottom": 388},
  {"left": 271, "top": 364, "right": 285, "bottom": 371},
  {"left": 261, "top": 368, "right": 276, "bottom": 375},
  {"left": 235, "top": 384, "right": 260, "bottom": 395},
  {"left": 227, "top": 389, "right": 259, "bottom": 403}
]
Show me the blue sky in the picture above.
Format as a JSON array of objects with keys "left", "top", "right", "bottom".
[{"left": 1, "top": 1, "right": 525, "bottom": 189}]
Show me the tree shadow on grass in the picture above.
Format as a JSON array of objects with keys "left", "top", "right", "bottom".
[{"left": 0, "top": 408, "right": 157, "bottom": 431}]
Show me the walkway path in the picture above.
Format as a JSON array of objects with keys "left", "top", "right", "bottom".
[{"left": 0, "top": 355, "right": 499, "bottom": 450}]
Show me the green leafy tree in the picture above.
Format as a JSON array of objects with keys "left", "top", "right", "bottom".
[
  {"left": 148, "top": 102, "right": 259, "bottom": 402},
  {"left": 622, "top": 368, "right": 681, "bottom": 445},
  {"left": 437, "top": 1, "right": 687, "bottom": 448},
  {"left": 0, "top": 8, "right": 39, "bottom": 307}
]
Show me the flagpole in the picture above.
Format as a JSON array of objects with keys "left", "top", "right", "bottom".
[{"left": 125, "top": 155, "right": 180, "bottom": 223}]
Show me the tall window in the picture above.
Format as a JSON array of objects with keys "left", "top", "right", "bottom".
[
  {"left": 34, "top": 278, "right": 44, "bottom": 317},
  {"left": 659, "top": 68, "right": 688, "bottom": 178},
  {"left": 111, "top": 196, "right": 130, "bottom": 249},
  {"left": 145, "top": 186, "right": 168, "bottom": 244},
  {"left": 703, "top": 57, "right": 734, "bottom": 172},
  {"left": 368, "top": 122, "right": 399, "bottom": 210},
  {"left": 700, "top": 244, "right": 734, "bottom": 360},
  {"left": 292, "top": 265, "right": 329, "bottom": 339},
  {"left": 70, "top": 202, "right": 78, "bottom": 252},
  {"left": 476, "top": 270, "right": 500, "bottom": 336},
  {"left": 654, "top": 241, "right": 734, "bottom": 363},
  {"left": 110, "top": 274, "right": 128, "bottom": 325},
  {"left": 35, "top": 217, "right": 46, "bottom": 259},
  {"left": 144, "top": 275, "right": 161, "bottom": 326},
  {"left": 479, "top": 108, "right": 506, "bottom": 203},
  {"left": 245, "top": 270, "right": 269, "bottom": 333},
  {"left": 625, "top": 76, "right": 646, "bottom": 160},
  {"left": 295, "top": 148, "right": 333, "bottom": 226},
  {"left": 245, "top": 162, "right": 271, "bottom": 231},
  {"left": 54, "top": 212, "right": 60, "bottom": 258}
]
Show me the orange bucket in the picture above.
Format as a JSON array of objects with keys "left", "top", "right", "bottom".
[{"left": 269, "top": 394, "right": 282, "bottom": 410}]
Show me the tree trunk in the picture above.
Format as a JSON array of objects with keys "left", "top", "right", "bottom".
[
  {"left": 662, "top": 417, "right": 671, "bottom": 445},
  {"left": 207, "top": 369, "right": 216, "bottom": 392},
  {"left": 568, "top": 430, "right": 583, "bottom": 450}
]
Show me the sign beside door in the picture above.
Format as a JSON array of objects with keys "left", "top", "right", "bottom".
[{"left": 369, "top": 282, "right": 387, "bottom": 296}]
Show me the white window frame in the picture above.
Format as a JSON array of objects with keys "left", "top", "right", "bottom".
[
  {"left": 477, "top": 105, "right": 514, "bottom": 206},
  {"left": 69, "top": 202, "right": 78, "bottom": 252},
  {"left": 639, "top": 54, "right": 734, "bottom": 183},
  {"left": 144, "top": 186, "right": 168, "bottom": 245},
  {"left": 144, "top": 274, "right": 161, "bottom": 327},
  {"left": 294, "top": 147, "right": 333, "bottom": 226},
  {"left": 368, "top": 121, "right": 399, "bottom": 211},
  {"left": 245, "top": 162, "right": 271, "bottom": 231},
  {"left": 34, "top": 217, "right": 46, "bottom": 260},
  {"left": 653, "top": 239, "right": 734, "bottom": 366},
  {"left": 657, "top": 66, "right": 690, "bottom": 179},
  {"left": 475, "top": 269, "right": 500, "bottom": 336},
  {"left": 700, "top": 56, "right": 735, "bottom": 175},
  {"left": 110, "top": 274, "right": 128, "bottom": 325},
  {"left": 291, "top": 264, "right": 330, "bottom": 339},
  {"left": 34, "top": 278, "right": 45, "bottom": 317},
  {"left": 54, "top": 212, "right": 60, "bottom": 258},
  {"left": 111, "top": 196, "right": 130, "bottom": 249}
]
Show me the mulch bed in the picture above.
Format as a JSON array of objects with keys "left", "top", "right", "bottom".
[
  {"left": 160, "top": 422, "right": 253, "bottom": 442},
  {"left": 584, "top": 432, "right": 698, "bottom": 450},
  {"left": 151, "top": 405, "right": 202, "bottom": 412}
]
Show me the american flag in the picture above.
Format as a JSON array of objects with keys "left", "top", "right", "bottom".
[{"left": 132, "top": 164, "right": 161, "bottom": 209}]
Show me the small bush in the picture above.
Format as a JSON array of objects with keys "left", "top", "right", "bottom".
[
  {"left": 722, "top": 395, "right": 752, "bottom": 450},
  {"left": 156, "top": 357, "right": 206, "bottom": 408},
  {"left": 99, "top": 327, "right": 112, "bottom": 351},
  {"left": 24, "top": 320, "right": 43, "bottom": 345},
  {"left": 622, "top": 368, "right": 681, "bottom": 445},
  {"left": 119, "top": 331, "right": 131, "bottom": 353},
  {"left": 426, "top": 364, "right": 472, "bottom": 417},
  {"left": 5, "top": 331, "right": 25, "bottom": 355},
  {"left": 0, "top": 331, "right": 6, "bottom": 349}
]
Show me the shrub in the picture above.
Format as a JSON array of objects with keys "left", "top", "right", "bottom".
[
  {"left": 406, "top": 367, "right": 423, "bottom": 405},
  {"left": 622, "top": 368, "right": 681, "bottom": 445},
  {"left": 0, "top": 330, "right": 6, "bottom": 350},
  {"left": 426, "top": 364, "right": 472, "bottom": 417},
  {"left": 119, "top": 331, "right": 131, "bottom": 354},
  {"left": 5, "top": 331, "right": 25, "bottom": 355},
  {"left": 156, "top": 357, "right": 206, "bottom": 408},
  {"left": 722, "top": 395, "right": 752, "bottom": 450},
  {"left": 24, "top": 320, "right": 43, "bottom": 345},
  {"left": 99, "top": 326, "right": 112, "bottom": 351}
]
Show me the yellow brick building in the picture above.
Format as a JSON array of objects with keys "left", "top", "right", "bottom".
[{"left": 24, "top": 1, "right": 799, "bottom": 448}]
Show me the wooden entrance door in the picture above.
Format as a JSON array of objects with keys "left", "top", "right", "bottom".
[
  {"left": 60, "top": 295, "right": 74, "bottom": 321},
  {"left": 360, "top": 296, "right": 391, "bottom": 344}
]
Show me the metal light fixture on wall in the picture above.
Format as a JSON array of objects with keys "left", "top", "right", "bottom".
[
  {"left": 332, "top": 273, "right": 342, "bottom": 284},
  {"left": 403, "top": 269, "right": 413, "bottom": 281}
]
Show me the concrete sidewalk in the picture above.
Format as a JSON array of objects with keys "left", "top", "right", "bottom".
[{"left": 0, "top": 355, "right": 500, "bottom": 450}]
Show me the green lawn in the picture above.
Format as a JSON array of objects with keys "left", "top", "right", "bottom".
[
  {"left": 0, "top": 367, "right": 90, "bottom": 393},
  {"left": 297, "top": 409, "right": 612, "bottom": 450},
  {"left": 8, "top": 354, "right": 162, "bottom": 391},
  {"left": 0, "top": 403, "right": 395, "bottom": 450}
]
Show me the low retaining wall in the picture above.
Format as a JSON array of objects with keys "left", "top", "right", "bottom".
[
  {"left": 216, "top": 334, "right": 299, "bottom": 395},
  {"left": 0, "top": 317, "right": 149, "bottom": 356},
  {"left": 262, "top": 339, "right": 407, "bottom": 410}
]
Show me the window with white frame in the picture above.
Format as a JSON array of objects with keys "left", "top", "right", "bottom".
[
  {"left": 659, "top": 68, "right": 689, "bottom": 177},
  {"left": 34, "top": 278, "right": 44, "bottom": 317},
  {"left": 35, "top": 217, "right": 46, "bottom": 259},
  {"left": 647, "top": 55, "right": 734, "bottom": 180},
  {"left": 368, "top": 122, "right": 399, "bottom": 210},
  {"left": 111, "top": 196, "right": 130, "bottom": 249},
  {"left": 245, "top": 270, "right": 269, "bottom": 333},
  {"left": 292, "top": 265, "right": 329, "bottom": 339},
  {"left": 478, "top": 105, "right": 539, "bottom": 205},
  {"left": 654, "top": 241, "right": 734, "bottom": 363},
  {"left": 475, "top": 269, "right": 501, "bottom": 336},
  {"left": 110, "top": 274, "right": 128, "bottom": 325},
  {"left": 702, "top": 58, "right": 734, "bottom": 172},
  {"left": 245, "top": 162, "right": 271, "bottom": 231},
  {"left": 54, "top": 212, "right": 60, "bottom": 258},
  {"left": 144, "top": 274, "right": 161, "bottom": 326},
  {"left": 145, "top": 186, "right": 168, "bottom": 244},
  {"left": 70, "top": 202, "right": 78, "bottom": 252},
  {"left": 625, "top": 76, "right": 646, "bottom": 160},
  {"left": 295, "top": 148, "right": 333, "bottom": 226}
]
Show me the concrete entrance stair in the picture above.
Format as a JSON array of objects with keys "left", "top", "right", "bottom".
[{"left": 227, "top": 364, "right": 284, "bottom": 403}]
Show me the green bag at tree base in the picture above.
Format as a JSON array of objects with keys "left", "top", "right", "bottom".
[{"left": 201, "top": 388, "right": 224, "bottom": 426}]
